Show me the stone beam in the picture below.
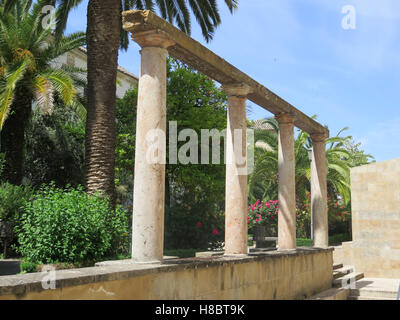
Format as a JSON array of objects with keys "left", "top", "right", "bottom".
[{"left": 122, "top": 10, "right": 329, "bottom": 137}]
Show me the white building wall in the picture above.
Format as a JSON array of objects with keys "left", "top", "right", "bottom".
[{"left": 52, "top": 47, "right": 138, "bottom": 98}]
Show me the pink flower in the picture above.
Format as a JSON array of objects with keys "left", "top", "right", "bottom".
[
  {"left": 250, "top": 204, "right": 256, "bottom": 211},
  {"left": 212, "top": 229, "right": 219, "bottom": 235},
  {"left": 255, "top": 200, "right": 260, "bottom": 206},
  {"left": 196, "top": 221, "right": 202, "bottom": 228},
  {"left": 265, "top": 202, "right": 270, "bottom": 208}
]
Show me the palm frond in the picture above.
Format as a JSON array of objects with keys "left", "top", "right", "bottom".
[{"left": 0, "top": 58, "right": 30, "bottom": 129}]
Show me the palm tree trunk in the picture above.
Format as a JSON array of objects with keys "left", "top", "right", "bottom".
[
  {"left": 0, "top": 87, "right": 32, "bottom": 184},
  {"left": 85, "top": 0, "right": 121, "bottom": 203}
]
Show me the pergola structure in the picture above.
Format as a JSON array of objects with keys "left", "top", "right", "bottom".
[{"left": 122, "top": 10, "right": 330, "bottom": 263}]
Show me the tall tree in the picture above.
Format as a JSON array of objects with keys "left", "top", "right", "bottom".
[
  {"left": 0, "top": 0, "right": 85, "bottom": 184},
  {"left": 25, "top": 0, "right": 238, "bottom": 201}
]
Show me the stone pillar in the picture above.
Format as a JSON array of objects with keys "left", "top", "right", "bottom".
[
  {"left": 275, "top": 113, "right": 296, "bottom": 250},
  {"left": 311, "top": 133, "right": 329, "bottom": 248},
  {"left": 222, "top": 84, "right": 252, "bottom": 255},
  {"left": 131, "top": 30, "right": 175, "bottom": 263}
]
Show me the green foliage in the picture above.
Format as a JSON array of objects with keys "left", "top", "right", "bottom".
[
  {"left": 0, "top": 182, "right": 34, "bottom": 256},
  {"left": 164, "top": 249, "right": 197, "bottom": 258},
  {"left": 115, "top": 87, "right": 137, "bottom": 207},
  {"left": 16, "top": 184, "right": 130, "bottom": 265},
  {"left": 294, "top": 234, "right": 351, "bottom": 247},
  {"left": 248, "top": 200, "right": 279, "bottom": 234},
  {"left": 328, "top": 233, "right": 351, "bottom": 245},
  {"left": 164, "top": 59, "right": 227, "bottom": 249},
  {"left": 0, "top": 182, "right": 33, "bottom": 222},
  {"left": 342, "top": 136, "right": 375, "bottom": 167},
  {"left": 19, "top": 260, "right": 38, "bottom": 274},
  {"left": 296, "top": 207, "right": 312, "bottom": 239},
  {"left": 0, "top": 153, "right": 5, "bottom": 176},
  {"left": 115, "top": 59, "right": 227, "bottom": 250},
  {"left": 24, "top": 99, "right": 85, "bottom": 188},
  {"left": 296, "top": 238, "right": 313, "bottom": 247},
  {"left": 0, "top": 0, "right": 86, "bottom": 129},
  {"left": 164, "top": 203, "right": 225, "bottom": 250},
  {"left": 249, "top": 118, "right": 356, "bottom": 205}
]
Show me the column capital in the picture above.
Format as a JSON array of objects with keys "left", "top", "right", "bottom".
[
  {"left": 132, "top": 30, "right": 175, "bottom": 49},
  {"left": 222, "top": 83, "right": 252, "bottom": 98},
  {"left": 311, "top": 132, "right": 329, "bottom": 142},
  {"left": 275, "top": 113, "right": 295, "bottom": 125}
]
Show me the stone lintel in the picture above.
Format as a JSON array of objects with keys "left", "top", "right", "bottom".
[
  {"left": 311, "top": 132, "right": 329, "bottom": 142},
  {"left": 122, "top": 10, "right": 329, "bottom": 136},
  {"left": 275, "top": 113, "right": 295, "bottom": 125},
  {"left": 222, "top": 83, "right": 252, "bottom": 98},
  {"left": 132, "top": 29, "right": 175, "bottom": 49}
]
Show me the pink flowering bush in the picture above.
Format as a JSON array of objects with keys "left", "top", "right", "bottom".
[
  {"left": 248, "top": 200, "right": 279, "bottom": 233},
  {"left": 298, "top": 192, "right": 351, "bottom": 237}
]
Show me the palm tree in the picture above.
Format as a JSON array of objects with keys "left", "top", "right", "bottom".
[
  {"left": 33, "top": 0, "right": 239, "bottom": 202},
  {"left": 0, "top": 0, "right": 86, "bottom": 184},
  {"left": 249, "top": 118, "right": 353, "bottom": 204}
]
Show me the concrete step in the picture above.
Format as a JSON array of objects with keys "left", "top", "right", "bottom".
[
  {"left": 333, "top": 272, "right": 364, "bottom": 288},
  {"left": 333, "top": 266, "right": 354, "bottom": 280},
  {"left": 333, "top": 263, "right": 343, "bottom": 270}
]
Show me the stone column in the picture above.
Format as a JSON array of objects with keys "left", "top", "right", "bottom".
[
  {"left": 275, "top": 113, "right": 296, "bottom": 250},
  {"left": 131, "top": 30, "right": 175, "bottom": 263},
  {"left": 311, "top": 133, "right": 329, "bottom": 248},
  {"left": 222, "top": 84, "right": 252, "bottom": 256}
]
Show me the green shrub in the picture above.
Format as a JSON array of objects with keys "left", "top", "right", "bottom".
[
  {"left": 16, "top": 184, "right": 130, "bottom": 265},
  {"left": 20, "top": 260, "right": 38, "bottom": 274},
  {"left": 164, "top": 203, "right": 225, "bottom": 250},
  {"left": 0, "top": 182, "right": 34, "bottom": 256},
  {"left": 0, "top": 182, "right": 34, "bottom": 222}
]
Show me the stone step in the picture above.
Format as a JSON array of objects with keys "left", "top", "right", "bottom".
[
  {"left": 333, "top": 266, "right": 353, "bottom": 280},
  {"left": 307, "top": 287, "right": 350, "bottom": 300},
  {"left": 333, "top": 272, "right": 364, "bottom": 288},
  {"left": 333, "top": 263, "right": 343, "bottom": 270},
  {"left": 348, "top": 295, "right": 397, "bottom": 301}
]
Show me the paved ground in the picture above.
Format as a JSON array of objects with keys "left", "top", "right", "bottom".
[
  {"left": 0, "top": 259, "right": 21, "bottom": 276},
  {"left": 351, "top": 278, "right": 400, "bottom": 300}
]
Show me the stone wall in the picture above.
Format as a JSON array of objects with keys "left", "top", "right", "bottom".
[
  {"left": 0, "top": 248, "right": 333, "bottom": 300},
  {"left": 334, "top": 158, "right": 400, "bottom": 278}
]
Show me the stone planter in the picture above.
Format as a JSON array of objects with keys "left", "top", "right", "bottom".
[
  {"left": 253, "top": 225, "right": 267, "bottom": 248},
  {"left": 252, "top": 225, "right": 277, "bottom": 249},
  {"left": 253, "top": 225, "right": 266, "bottom": 242}
]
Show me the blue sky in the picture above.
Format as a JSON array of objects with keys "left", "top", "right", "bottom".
[{"left": 65, "top": 0, "right": 400, "bottom": 162}]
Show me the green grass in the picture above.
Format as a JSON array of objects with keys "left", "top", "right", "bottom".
[
  {"left": 296, "top": 233, "right": 351, "bottom": 247},
  {"left": 296, "top": 238, "right": 313, "bottom": 247}
]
